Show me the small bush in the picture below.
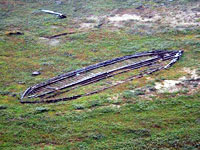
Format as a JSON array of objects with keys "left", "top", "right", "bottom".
[
  {"left": 35, "top": 107, "right": 50, "bottom": 113},
  {"left": 73, "top": 104, "right": 85, "bottom": 110},
  {"left": 88, "top": 100, "right": 102, "bottom": 108},
  {"left": 89, "top": 133, "right": 105, "bottom": 140},
  {"left": 122, "top": 91, "right": 135, "bottom": 99}
]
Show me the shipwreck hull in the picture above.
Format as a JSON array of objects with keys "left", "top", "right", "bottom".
[{"left": 21, "top": 50, "right": 183, "bottom": 103}]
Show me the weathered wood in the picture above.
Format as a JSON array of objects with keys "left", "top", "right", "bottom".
[
  {"left": 20, "top": 50, "right": 183, "bottom": 104},
  {"left": 41, "top": 10, "right": 66, "bottom": 19}
]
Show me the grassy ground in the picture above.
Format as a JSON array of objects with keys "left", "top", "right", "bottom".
[{"left": 0, "top": 0, "right": 200, "bottom": 149}]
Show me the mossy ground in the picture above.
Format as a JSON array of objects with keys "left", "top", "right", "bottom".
[{"left": 0, "top": 0, "right": 200, "bottom": 149}]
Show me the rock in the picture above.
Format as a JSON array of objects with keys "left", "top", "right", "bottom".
[
  {"left": 10, "top": 93, "right": 17, "bottom": 97},
  {"left": 196, "top": 118, "right": 200, "bottom": 124},
  {"left": 95, "top": 18, "right": 105, "bottom": 28},
  {"left": 56, "top": 0, "right": 62, "bottom": 5},
  {"left": 95, "top": 22, "right": 104, "bottom": 28},
  {"left": 18, "top": 81, "right": 25, "bottom": 84},
  {"left": 91, "top": 49, "right": 98, "bottom": 52},
  {"left": 35, "top": 107, "right": 49, "bottom": 113},
  {"left": 136, "top": 5, "right": 145, "bottom": 10},
  {"left": 5, "top": 31, "right": 23, "bottom": 36},
  {"left": 63, "top": 52, "right": 73, "bottom": 57},
  {"left": 0, "top": 105, "right": 7, "bottom": 110},
  {"left": 0, "top": 91, "right": 10, "bottom": 96},
  {"left": 192, "top": 7, "right": 200, "bottom": 12},
  {"left": 32, "top": 71, "right": 41, "bottom": 76},
  {"left": 90, "top": 133, "right": 105, "bottom": 140},
  {"left": 147, "top": 86, "right": 157, "bottom": 92},
  {"left": 192, "top": 82, "right": 199, "bottom": 87}
]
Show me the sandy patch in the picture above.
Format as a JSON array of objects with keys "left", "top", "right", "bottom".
[
  {"left": 108, "top": 10, "right": 200, "bottom": 27},
  {"left": 38, "top": 37, "right": 60, "bottom": 46},
  {"left": 106, "top": 4, "right": 200, "bottom": 28},
  {"left": 79, "top": 15, "right": 107, "bottom": 29},
  {"left": 155, "top": 80, "right": 182, "bottom": 93},
  {"left": 163, "top": 10, "right": 200, "bottom": 27},
  {"left": 87, "top": 16, "right": 100, "bottom": 22},
  {"left": 49, "top": 39, "right": 60, "bottom": 46},
  {"left": 110, "top": 104, "right": 121, "bottom": 109},
  {"left": 51, "top": 25, "right": 59, "bottom": 29},
  {"left": 80, "top": 23, "right": 95, "bottom": 29},
  {"left": 154, "top": 68, "right": 200, "bottom": 93},
  {"left": 108, "top": 14, "right": 152, "bottom": 22},
  {"left": 183, "top": 67, "right": 199, "bottom": 79}
]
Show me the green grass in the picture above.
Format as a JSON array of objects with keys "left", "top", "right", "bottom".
[
  {"left": 0, "top": 0, "right": 200, "bottom": 149},
  {"left": 0, "top": 93, "right": 199, "bottom": 149},
  {"left": 0, "top": 0, "right": 197, "bottom": 31},
  {"left": 1, "top": 28, "right": 200, "bottom": 149}
]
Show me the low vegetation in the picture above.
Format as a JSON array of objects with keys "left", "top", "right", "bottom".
[{"left": 0, "top": 0, "right": 200, "bottom": 149}]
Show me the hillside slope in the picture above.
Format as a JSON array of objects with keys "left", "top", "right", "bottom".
[{"left": 0, "top": 0, "right": 200, "bottom": 149}]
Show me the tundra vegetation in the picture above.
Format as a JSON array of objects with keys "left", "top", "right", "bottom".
[{"left": 0, "top": 0, "right": 200, "bottom": 149}]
